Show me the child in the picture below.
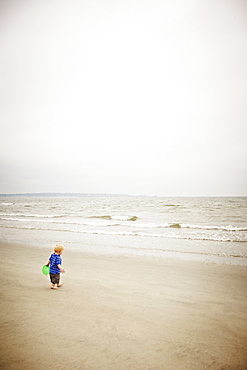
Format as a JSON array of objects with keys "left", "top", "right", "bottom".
[{"left": 46, "top": 244, "right": 65, "bottom": 290}]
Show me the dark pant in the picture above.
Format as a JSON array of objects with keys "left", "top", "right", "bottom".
[{"left": 50, "top": 273, "right": 60, "bottom": 285}]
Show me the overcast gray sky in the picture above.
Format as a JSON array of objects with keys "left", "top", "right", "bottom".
[{"left": 0, "top": 0, "right": 246, "bottom": 196}]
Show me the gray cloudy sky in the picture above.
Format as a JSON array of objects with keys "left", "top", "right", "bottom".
[{"left": 0, "top": 0, "right": 246, "bottom": 196}]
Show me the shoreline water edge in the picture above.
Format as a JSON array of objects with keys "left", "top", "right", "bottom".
[{"left": 0, "top": 195, "right": 246, "bottom": 266}]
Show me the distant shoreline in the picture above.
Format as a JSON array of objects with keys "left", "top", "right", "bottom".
[
  {"left": 0, "top": 193, "right": 245, "bottom": 198},
  {"left": 0, "top": 193, "right": 136, "bottom": 197}
]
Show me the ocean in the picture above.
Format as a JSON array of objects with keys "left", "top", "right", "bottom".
[{"left": 0, "top": 195, "right": 246, "bottom": 265}]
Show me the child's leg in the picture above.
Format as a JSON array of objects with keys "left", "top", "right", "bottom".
[
  {"left": 57, "top": 273, "right": 64, "bottom": 287},
  {"left": 50, "top": 273, "right": 59, "bottom": 289}
]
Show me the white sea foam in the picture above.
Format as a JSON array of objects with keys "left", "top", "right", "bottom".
[
  {"left": 1, "top": 222, "right": 246, "bottom": 243},
  {"left": 0, "top": 213, "right": 67, "bottom": 218}
]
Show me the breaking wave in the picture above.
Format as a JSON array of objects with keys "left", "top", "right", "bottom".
[
  {"left": 0, "top": 215, "right": 246, "bottom": 233},
  {"left": 90, "top": 215, "right": 138, "bottom": 221}
]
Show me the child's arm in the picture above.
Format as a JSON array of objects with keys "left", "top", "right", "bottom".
[
  {"left": 57, "top": 264, "right": 65, "bottom": 273},
  {"left": 46, "top": 260, "right": 50, "bottom": 266}
]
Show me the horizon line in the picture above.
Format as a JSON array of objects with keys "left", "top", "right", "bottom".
[{"left": 0, "top": 192, "right": 246, "bottom": 198}]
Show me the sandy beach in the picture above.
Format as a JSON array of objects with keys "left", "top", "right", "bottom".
[{"left": 0, "top": 241, "right": 246, "bottom": 370}]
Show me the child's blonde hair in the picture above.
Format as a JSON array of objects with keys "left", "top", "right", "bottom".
[{"left": 54, "top": 244, "right": 64, "bottom": 253}]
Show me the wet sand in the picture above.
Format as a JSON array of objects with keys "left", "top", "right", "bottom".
[{"left": 0, "top": 241, "right": 246, "bottom": 369}]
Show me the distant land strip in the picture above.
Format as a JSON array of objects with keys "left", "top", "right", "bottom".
[{"left": 0, "top": 193, "right": 136, "bottom": 197}]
